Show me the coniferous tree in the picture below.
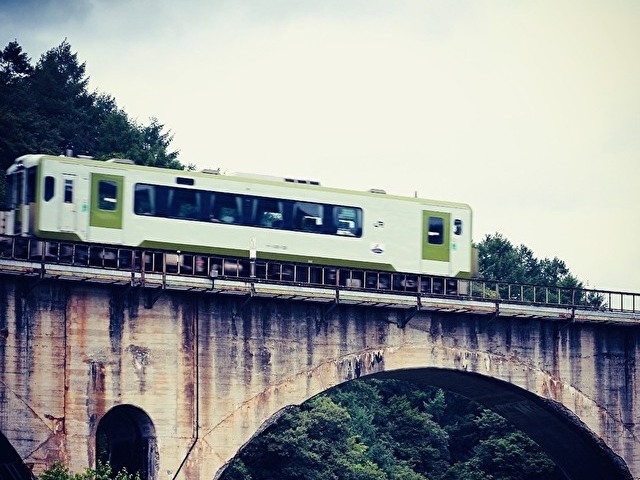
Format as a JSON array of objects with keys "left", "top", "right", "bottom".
[
  {"left": 30, "top": 39, "right": 96, "bottom": 155},
  {"left": 475, "top": 233, "right": 603, "bottom": 306},
  {"left": 0, "top": 39, "right": 184, "bottom": 207},
  {"left": 221, "top": 380, "right": 564, "bottom": 480}
]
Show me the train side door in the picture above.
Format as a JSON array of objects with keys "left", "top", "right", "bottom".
[
  {"left": 422, "top": 210, "right": 451, "bottom": 274},
  {"left": 60, "top": 174, "right": 77, "bottom": 232},
  {"left": 88, "top": 172, "right": 124, "bottom": 243}
]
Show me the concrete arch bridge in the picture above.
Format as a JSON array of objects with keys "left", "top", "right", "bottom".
[{"left": 0, "top": 259, "right": 638, "bottom": 479}]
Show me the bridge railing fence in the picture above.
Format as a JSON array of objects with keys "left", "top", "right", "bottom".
[
  {"left": 466, "top": 279, "right": 638, "bottom": 314},
  {"left": 1, "top": 235, "right": 638, "bottom": 315}
]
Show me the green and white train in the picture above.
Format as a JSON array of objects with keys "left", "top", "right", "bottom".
[{"left": 2, "top": 154, "right": 474, "bottom": 283}]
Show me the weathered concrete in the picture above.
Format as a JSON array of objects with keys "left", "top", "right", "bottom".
[{"left": 0, "top": 278, "right": 638, "bottom": 479}]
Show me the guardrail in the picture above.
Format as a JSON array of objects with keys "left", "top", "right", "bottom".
[{"left": 0, "top": 235, "right": 638, "bottom": 316}]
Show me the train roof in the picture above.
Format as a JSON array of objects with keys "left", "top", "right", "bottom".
[{"left": 11, "top": 154, "right": 472, "bottom": 210}]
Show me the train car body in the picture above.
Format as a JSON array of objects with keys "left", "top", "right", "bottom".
[{"left": 4, "top": 154, "right": 474, "bottom": 278}]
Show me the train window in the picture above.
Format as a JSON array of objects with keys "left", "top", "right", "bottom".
[
  {"left": 428, "top": 216, "right": 444, "bottom": 244},
  {"left": 130, "top": 182, "right": 362, "bottom": 238},
  {"left": 26, "top": 167, "right": 36, "bottom": 203},
  {"left": 44, "top": 176, "right": 55, "bottom": 202},
  {"left": 153, "top": 185, "right": 170, "bottom": 217},
  {"left": 98, "top": 180, "right": 118, "bottom": 211},
  {"left": 7, "top": 174, "right": 15, "bottom": 208},
  {"left": 168, "top": 187, "right": 200, "bottom": 220},
  {"left": 64, "top": 179, "right": 73, "bottom": 204},
  {"left": 212, "top": 193, "right": 242, "bottom": 224},
  {"left": 293, "top": 202, "right": 323, "bottom": 232},
  {"left": 134, "top": 184, "right": 155, "bottom": 215},
  {"left": 254, "top": 198, "right": 283, "bottom": 228},
  {"left": 454, "top": 219, "right": 463, "bottom": 235},
  {"left": 335, "top": 206, "right": 362, "bottom": 237},
  {"left": 16, "top": 171, "right": 23, "bottom": 206}
]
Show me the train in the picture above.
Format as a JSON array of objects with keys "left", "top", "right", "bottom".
[{"left": 1, "top": 154, "right": 475, "bottom": 287}]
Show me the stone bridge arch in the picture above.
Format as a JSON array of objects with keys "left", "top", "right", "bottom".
[
  {"left": 213, "top": 361, "right": 631, "bottom": 480},
  {"left": 199, "top": 305, "right": 636, "bottom": 480},
  {"left": 96, "top": 404, "right": 158, "bottom": 480},
  {"left": 0, "top": 430, "right": 34, "bottom": 479}
]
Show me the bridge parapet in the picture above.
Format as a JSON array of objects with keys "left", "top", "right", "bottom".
[{"left": 1, "top": 235, "right": 638, "bottom": 326}]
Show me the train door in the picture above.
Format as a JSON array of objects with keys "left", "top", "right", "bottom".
[
  {"left": 88, "top": 172, "right": 124, "bottom": 243},
  {"left": 60, "top": 174, "right": 77, "bottom": 232},
  {"left": 421, "top": 210, "right": 452, "bottom": 278}
]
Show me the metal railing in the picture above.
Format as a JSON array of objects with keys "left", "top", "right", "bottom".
[{"left": 1, "top": 235, "right": 638, "bottom": 315}]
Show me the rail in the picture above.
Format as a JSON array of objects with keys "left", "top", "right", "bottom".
[{"left": 0, "top": 235, "right": 638, "bottom": 317}]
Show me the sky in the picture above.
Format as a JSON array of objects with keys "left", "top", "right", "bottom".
[{"left": 2, "top": 0, "right": 639, "bottom": 293}]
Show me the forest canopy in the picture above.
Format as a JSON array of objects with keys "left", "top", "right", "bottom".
[
  {"left": 219, "top": 379, "right": 564, "bottom": 480},
  {"left": 0, "top": 40, "right": 183, "bottom": 207}
]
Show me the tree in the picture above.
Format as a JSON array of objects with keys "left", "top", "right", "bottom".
[
  {"left": 450, "top": 410, "right": 559, "bottom": 480},
  {"left": 220, "top": 379, "right": 565, "bottom": 480},
  {"left": 476, "top": 233, "right": 604, "bottom": 307},
  {"left": 135, "top": 117, "right": 181, "bottom": 169},
  {"left": 30, "top": 39, "right": 96, "bottom": 155},
  {"left": 0, "top": 40, "right": 183, "bottom": 167},
  {"left": 0, "top": 41, "right": 38, "bottom": 207},
  {"left": 0, "top": 39, "right": 185, "bottom": 206},
  {"left": 39, "top": 461, "right": 141, "bottom": 480},
  {"left": 233, "top": 396, "right": 387, "bottom": 480},
  {"left": 0, "top": 40, "right": 33, "bottom": 84},
  {"left": 477, "top": 233, "right": 581, "bottom": 287}
]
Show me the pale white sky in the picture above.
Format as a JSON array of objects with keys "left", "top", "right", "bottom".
[{"left": 2, "top": 0, "right": 639, "bottom": 292}]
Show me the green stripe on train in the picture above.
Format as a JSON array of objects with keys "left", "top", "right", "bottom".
[{"left": 138, "top": 240, "right": 399, "bottom": 271}]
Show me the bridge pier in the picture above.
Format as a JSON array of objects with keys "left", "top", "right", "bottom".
[{"left": 0, "top": 278, "right": 637, "bottom": 479}]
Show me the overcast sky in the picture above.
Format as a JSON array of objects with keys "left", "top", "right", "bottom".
[{"left": 2, "top": 0, "right": 639, "bottom": 293}]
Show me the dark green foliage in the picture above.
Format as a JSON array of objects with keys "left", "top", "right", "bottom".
[
  {"left": 475, "top": 233, "right": 604, "bottom": 307},
  {"left": 232, "top": 396, "right": 386, "bottom": 480},
  {"left": 0, "top": 39, "right": 182, "bottom": 207},
  {"left": 0, "top": 41, "right": 38, "bottom": 205},
  {"left": 443, "top": 410, "right": 558, "bottom": 480},
  {"left": 39, "top": 461, "right": 141, "bottom": 480},
  {"left": 476, "top": 233, "right": 579, "bottom": 287},
  {"left": 220, "top": 379, "right": 564, "bottom": 480}
]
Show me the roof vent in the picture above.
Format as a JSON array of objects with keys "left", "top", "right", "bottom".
[
  {"left": 368, "top": 188, "right": 386, "bottom": 194},
  {"left": 202, "top": 168, "right": 221, "bottom": 175},
  {"left": 106, "top": 158, "right": 135, "bottom": 164},
  {"left": 285, "top": 178, "right": 321, "bottom": 185}
]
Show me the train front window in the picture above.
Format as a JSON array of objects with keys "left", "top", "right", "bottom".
[
  {"left": 26, "top": 167, "right": 36, "bottom": 203},
  {"left": 44, "top": 176, "right": 55, "bottom": 201},
  {"left": 98, "top": 180, "right": 118, "bottom": 211},
  {"left": 16, "top": 171, "right": 23, "bottom": 206},
  {"left": 428, "top": 216, "right": 444, "bottom": 245},
  {"left": 7, "top": 174, "right": 15, "bottom": 208}
]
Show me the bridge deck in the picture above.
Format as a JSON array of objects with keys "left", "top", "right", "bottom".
[{"left": 1, "top": 235, "right": 637, "bottom": 326}]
